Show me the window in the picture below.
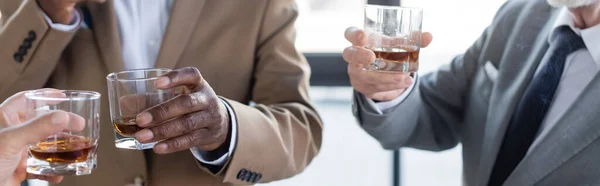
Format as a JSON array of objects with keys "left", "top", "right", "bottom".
[{"left": 296, "top": 0, "right": 366, "bottom": 53}]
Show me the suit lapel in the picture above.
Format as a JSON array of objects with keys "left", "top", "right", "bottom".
[
  {"left": 154, "top": 0, "right": 206, "bottom": 69},
  {"left": 476, "top": 3, "right": 557, "bottom": 185},
  {"left": 86, "top": 0, "right": 124, "bottom": 73},
  {"left": 503, "top": 72, "right": 600, "bottom": 185}
]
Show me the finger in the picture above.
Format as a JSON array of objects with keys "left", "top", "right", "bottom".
[
  {"left": 153, "top": 128, "right": 214, "bottom": 154},
  {"left": 14, "top": 151, "right": 28, "bottom": 181},
  {"left": 135, "top": 112, "right": 213, "bottom": 143},
  {"left": 136, "top": 94, "right": 210, "bottom": 127},
  {"left": 369, "top": 89, "right": 408, "bottom": 101},
  {"left": 1, "top": 111, "right": 70, "bottom": 148},
  {"left": 344, "top": 27, "right": 367, "bottom": 46},
  {"left": 342, "top": 46, "right": 376, "bottom": 65},
  {"left": 20, "top": 110, "right": 85, "bottom": 132},
  {"left": 370, "top": 80, "right": 413, "bottom": 92},
  {"left": 118, "top": 92, "right": 173, "bottom": 116},
  {"left": 155, "top": 67, "right": 205, "bottom": 91},
  {"left": 348, "top": 65, "right": 409, "bottom": 84},
  {"left": 0, "top": 89, "right": 63, "bottom": 111},
  {"left": 421, "top": 32, "right": 433, "bottom": 48},
  {"left": 353, "top": 79, "right": 410, "bottom": 98},
  {"left": 64, "top": 112, "right": 86, "bottom": 132},
  {"left": 26, "top": 174, "right": 64, "bottom": 184}
]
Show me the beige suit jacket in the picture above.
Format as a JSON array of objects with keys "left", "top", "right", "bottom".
[{"left": 0, "top": 0, "right": 323, "bottom": 185}]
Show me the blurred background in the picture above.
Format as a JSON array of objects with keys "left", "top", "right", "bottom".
[{"left": 28, "top": 0, "right": 505, "bottom": 185}]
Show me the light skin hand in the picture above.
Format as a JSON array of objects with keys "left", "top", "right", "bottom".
[
  {"left": 343, "top": 27, "right": 434, "bottom": 101},
  {"left": 0, "top": 91, "right": 85, "bottom": 185}
]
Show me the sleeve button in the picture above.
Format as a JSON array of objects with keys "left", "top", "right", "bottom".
[
  {"left": 13, "top": 53, "right": 23, "bottom": 63},
  {"left": 27, "top": 30, "right": 37, "bottom": 41}
]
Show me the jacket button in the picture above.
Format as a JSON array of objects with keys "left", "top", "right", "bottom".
[
  {"left": 18, "top": 45, "right": 28, "bottom": 55},
  {"left": 13, "top": 53, "right": 22, "bottom": 63},
  {"left": 248, "top": 173, "right": 257, "bottom": 183},
  {"left": 243, "top": 171, "right": 253, "bottom": 182},
  {"left": 27, "top": 30, "right": 36, "bottom": 41},
  {"left": 255, "top": 174, "right": 262, "bottom": 183},
  {"left": 236, "top": 169, "right": 248, "bottom": 180},
  {"left": 22, "top": 39, "right": 32, "bottom": 49}
]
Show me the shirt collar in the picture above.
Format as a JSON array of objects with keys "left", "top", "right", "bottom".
[{"left": 549, "top": 8, "right": 600, "bottom": 68}]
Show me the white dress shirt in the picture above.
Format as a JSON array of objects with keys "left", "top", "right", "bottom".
[
  {"left": 114, "top": 0, "right": 171, "bottom": 70},
  {"left": 365, "top": 7, "right": 600, "bottom": 153},
  {"left": 41, "top": 0, "right": 236, "bottom": 166}
]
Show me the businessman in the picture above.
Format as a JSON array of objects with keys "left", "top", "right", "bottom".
[
  {"left": 0, "top": 0, "right": 322, "bottom": 185},
  {"left": 345, "top": 0, "right": 600, "bottom": 185}
]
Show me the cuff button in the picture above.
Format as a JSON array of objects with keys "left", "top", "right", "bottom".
[
  {"left": 27, "top": 30, "right": 36, "bottom": 41},
  {"left": 13, "top": 53, "right": 23, "bottom": 63},
  {"left": 236, "top": 168, "right": 248, "bottom": 180}
]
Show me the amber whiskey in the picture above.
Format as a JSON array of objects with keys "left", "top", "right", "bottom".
[
  {"left": 29, "top": 137, "right": 96, "bottom": 163},
  {"left": 370, "top": 47, "right": 420, "bottom": 72},
  {"left": 113, "top": 117, "right": 142, "bottom": 137}
]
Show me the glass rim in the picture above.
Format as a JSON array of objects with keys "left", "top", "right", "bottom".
[
  {"left": 25, "top": 90, "right": 101, "bottom": 101},
  {"left": 106, "top": 68, "right": 172, "bottom": 82},
  {"left": 364, "top": 4, "right": 423, "bottom": 11}
]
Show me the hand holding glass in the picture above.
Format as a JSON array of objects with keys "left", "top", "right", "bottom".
[
  {"left": 107, "top": 68, "right": 176, "bottom": 150},
  {"left": 26, "top": 90, "right": 100, "bottom": 176}
]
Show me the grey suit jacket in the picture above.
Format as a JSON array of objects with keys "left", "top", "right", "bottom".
[{"left": 354, "top": 0, "right": 600, "bottom": 185}]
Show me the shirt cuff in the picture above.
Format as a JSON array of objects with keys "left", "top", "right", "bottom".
[
  {"left": 40, "top": 8, "right": 81, "bottom": 31},
  {"left": 364, "top": 73, "right": 418, "bottom": 114},
  {"left": 190, "top": 98, "right": 237, "bottom": 166}
]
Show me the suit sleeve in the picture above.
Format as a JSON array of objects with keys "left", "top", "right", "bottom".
[
  {"left": 354, "top": 2, "right": 513, "bottom": 151},
  {"left": 0, "top": 0, "right": 79, "bottom": 100},
  {"left": 205, "top": 0, "right": 323, "bottom": 184}
]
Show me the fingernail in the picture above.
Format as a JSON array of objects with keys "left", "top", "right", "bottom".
[
  {"left": 405, "top": 76, "right": 413, "bottom": 85},
  {"left": 154, "top": 143, "right": 168, "bottom": 153},
  {"left": 136, "top": 112, "right": 153, "bottom": 126},
  {"left": 135, "top": 129, "right": 154, "bottom": 142},
  {"left": 155, "top": 77, "right": 170, "bottom": 88},
  {"left": 51, "top": 112, "right": 69, "bottom": 125}
]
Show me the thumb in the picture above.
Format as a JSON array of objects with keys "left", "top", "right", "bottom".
[
  {"left": 421, "top": 32, "right": 433, "bottom": 48},
  {"left": 1, "top": 111, "right": 70, "bottom": 149},
  {"left": 345, "top": 27, "right": 367, "bottom": 46}
]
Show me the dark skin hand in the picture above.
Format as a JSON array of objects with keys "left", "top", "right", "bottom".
[
  {"left": 37, "top": 0, "right": 106, "bottom": 25},
  {"left": 134, "top": 67, "right": 231, "bottom": 155}
]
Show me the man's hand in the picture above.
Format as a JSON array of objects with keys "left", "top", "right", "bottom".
[
  {"left": 134, "top": 67, "right": 231, "bottom": 155},
  {"left": 343, "top": 27, "right": 433, "bottom": 101},
  {"left": 37, "top": 0, "right": 105, "bottom": 25},
  {"left": 0, "top": 90, "right": 85, "bottom": 186}
]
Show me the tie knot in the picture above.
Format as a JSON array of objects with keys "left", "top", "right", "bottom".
[{"left": 553, "top": 26, "right": 586, "bottom": 55}]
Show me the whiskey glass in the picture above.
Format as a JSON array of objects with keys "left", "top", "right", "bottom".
[
  {"left": 106, "top": 68, "right": 175, "bottom": 150},
  {"left": 364, "top": 5, "right": 423, "bottom": 72},
  {"left": 26, "top": 90, "right": 100, "bottom": 176}
]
